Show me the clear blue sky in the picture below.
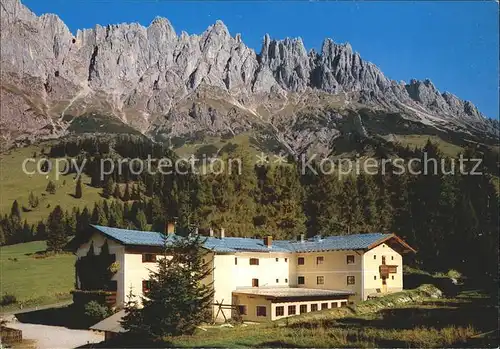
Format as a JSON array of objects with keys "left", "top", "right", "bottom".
[{"left": 23, "top": 0, "right": 499, "bottom": 119}]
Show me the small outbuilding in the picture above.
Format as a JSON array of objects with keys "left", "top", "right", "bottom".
[{"left": 90, "top": 310, "right": 126, "bottom": 341}]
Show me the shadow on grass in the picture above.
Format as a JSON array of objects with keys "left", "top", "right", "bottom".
[
  {"left": 255, "top": 341, "right": 309, "bottom": 348},
  {"left": 15, "top": 305, "right": 92, "bottom": 330},
  {"left": 75, "top": 335, "right": 174, "bottom": 348}
]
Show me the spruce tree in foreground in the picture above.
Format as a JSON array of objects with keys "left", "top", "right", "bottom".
[{"left": 122, "top": 234, "right": 214, "bottom": 339}]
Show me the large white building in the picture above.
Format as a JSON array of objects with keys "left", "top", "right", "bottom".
[{"left": 69, "top": 224, "right": 415, "bottom": 322}]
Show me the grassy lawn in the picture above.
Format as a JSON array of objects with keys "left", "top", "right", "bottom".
[
  {"left": 0, "top": 241, "right": 74, "bottom": 312},
  {"left": 0, "top": 145, "right": 103, "bottom": 224},
  {"left": 167, "top": 288, "right": 497, "bottom": 348}
]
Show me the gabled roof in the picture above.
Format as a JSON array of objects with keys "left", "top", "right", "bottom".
[{"left": 78, "top": 225, "right": 415, "bottom": 254}]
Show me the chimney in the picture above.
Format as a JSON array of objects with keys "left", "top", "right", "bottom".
[
  {"left": 264, "top": 235, "right": 273, "bottom": 248},
  {"left": 166, "top": 221, "right": 175, "bottom": 235},
  {"left": 220, "top": 228, "right": 225, "bottom": 239},
  {"left": 209, "top": 228, "right": 214, "bottom": 237}
]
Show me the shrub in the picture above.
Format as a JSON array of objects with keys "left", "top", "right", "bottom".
[
  {"left": 447, "top": 269, "right": 462, "bottom": 280},
  {"left": 84, "top": 301, "right": 110, "bottom": 322},
  {"left": 1, "top": 294, "right": 17, "bottom": 306}
]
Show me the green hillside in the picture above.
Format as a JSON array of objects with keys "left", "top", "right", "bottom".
[{"left": 0, "top": 145, "right": 102, "bottom": 224}]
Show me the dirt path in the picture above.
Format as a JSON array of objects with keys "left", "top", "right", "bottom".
[{"left": 5, "top": 318, "right": 104, "bottom": 349}]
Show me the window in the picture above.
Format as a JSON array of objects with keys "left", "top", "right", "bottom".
[
  {"left": 285, "top": 278, "right": 288, "bottom": 283},
  {"left": 391, "top": 275, "right": 395, "bottom": 280},
  {"left": 238, "top": 305, "right": 247, "bottom": 315},
  {"left": 142, "top": 280, "right": 151, "bottom": 294},
  {"left": 382, "top": 256, "right": 386, "bottom": 264},
  {"left": 317, "top": 276, "right": 324, "bottom": 285},
  {"left": 331, "top": 302, "right": 338, "bottom": 308},
  {"left": 321, "top": 303, "right": 328, "bottom": 310},
  {"left": 285, "top": 258, "right": 288, "bottom": 262},
  {"left": 288, "top": 305, "right": 296, "bottom": 315},
  {"left": 250, "top": 258, "right": 259, "bottom": 265},
  {"left": 311, "top": 304, "right": 318, "bottom": 312},
  {"left": 374, "top": 255, "right": 377, "bottom": 260},
  {"left": 347, "top": 276, "right": 355, "bottom": 285},
  {"left": 142, "top": 253, "right": 156, "bottom": 263},
  {"left": 256, "top": 306, "right": 267, "bottom": 317},
  {"left": 300, "top": 304, "right": 308, "bottom": 314},
  {"left": 275, "top": 306, "right": 284, "bottom": 317},
  {"left": 347, "top": 255, "right": 355, "bottom": 264},
  {"left": 252, "top": 278, "right": 259, "bottom": 287},
  {"left": 298, "top": 276, "right": 305, "bottom": 285},
  {"left": 391, "top": 256, "right": 394, "bottom": 260},
  {"left": 298, "top": 257, "right": 305, "bottom": 265},
  {"left": 276, "top": 258, "right": 279, "bottom": 262},
  {"left": 276, "top": 279, "right": 279, "bottom": 283},
  {"left": 316, "top": 256, "right": 324, "bottom": 264},
  {"left": 374, "top": 275, "right": 377, "bottom": 280},
  {"left": 235, "top": 257, "right": 238, "bottom": 265},
  {"left": 340, "top": 301, "right": 347, "bottom": 307}
]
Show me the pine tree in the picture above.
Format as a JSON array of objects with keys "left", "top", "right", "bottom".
[
  {"left": 28, "top": 191, "right": 39, "bottom": 209},
  {"left": 113, "top": 183, "right": 122, "bottom": 199},
  {"left": 102, "top": 177, "right": 115, "bottom": 199},
  {"left": 356, "top": 173, "right": 378, "bottom": 232},
  {"left": 121, "top": 234, "right": 214, "bottom": 338},
  {"left": 305, "top": 172, "right": 342, "bottom": 236},
  {"left": 75, "top": 177, "right": 83, "bottom": 199},
  {"left": 123, "top": 182, "right": 131, "bottom": 201},
  {"left": 76, "top": 207, "right": 91, "bottom": 237},
  {"left": 36, "top": 221, "right": 47, "bottom": 240},
  {"left": 135, "top": 209, "right": 148, "bottom": 231},
  {"left": 150, "top": 196, "right": 165, "bottom": 232},
  {"left": 47, "top": 205, "right": 67, "bottom": 252},
  {"left": 46, "top": 180, "right": 56, "bottom": 194},
  {"left": 22, "top": 219, "right": 32, "bottom": 242},
  {"left": 337, "top": 176, "right": 362, "bottom": 234},
  {"left": 65, "top": 210, "right": 77, "bottom": 236},
  {"left": 91, "top": 203, "right": 108, "bottom": 226},
  {"left": 10, "top": 200, "right": 21, "bottom": 220},
  {"left": 0, "top": 225, "right": 5, "bottom": 246}
]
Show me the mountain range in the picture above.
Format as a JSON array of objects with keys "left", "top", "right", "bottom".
[{"left": 1, "top": 0, "right": 498, "bottom": 154}]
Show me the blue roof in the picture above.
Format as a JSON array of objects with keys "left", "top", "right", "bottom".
[
  {"left": 90, "top": 225, "right": 393, "bottom": 253},
  {"left": 274, "top": 233, "right": 392, "bottom": 252}
]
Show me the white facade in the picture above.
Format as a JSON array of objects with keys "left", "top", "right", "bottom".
[{"left": 74, "top": 231, "right": 409, "bottom": 322}]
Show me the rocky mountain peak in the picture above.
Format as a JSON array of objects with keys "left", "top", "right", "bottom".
[{"left": 0, "top": 0, "right": 496, "bottom": 149}]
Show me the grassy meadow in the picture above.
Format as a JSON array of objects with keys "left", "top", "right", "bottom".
[
  {"left": 0, "top": 241, "right": 74, "bottom": 312},
  {"left": 0, "top": 145, "right": 103, "bottom": 224}
]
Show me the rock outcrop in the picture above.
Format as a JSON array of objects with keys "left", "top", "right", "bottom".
[{"left": 0, "top": 0, "right": 497, "bottom": 150}]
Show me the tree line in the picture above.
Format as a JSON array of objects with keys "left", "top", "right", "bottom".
[{"left": 1, "top": 136, "right": 497, "bottom": 281}]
